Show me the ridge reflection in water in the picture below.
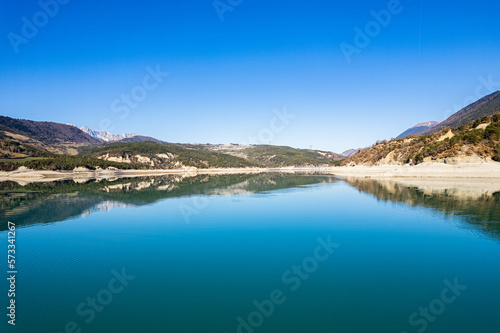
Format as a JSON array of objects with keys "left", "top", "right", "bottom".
[
  {"left": 1, "top": 174, "right": 499, "bottom": 333},
  {"left": 0, "top": 173, "right": 335, "bottom": 230}
]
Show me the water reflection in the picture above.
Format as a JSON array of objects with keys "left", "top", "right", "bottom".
[
  {"left": 3, "top": 173, "right": 500, "bottom": 240},
  {"left": 0, "top": 173, "right": 335, "bottom": 230},
  {"left": 340, "top": 177, "right": 500, "bottom": 239}
]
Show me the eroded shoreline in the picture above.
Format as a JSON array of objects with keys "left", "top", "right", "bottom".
[
  {"left": 329, "top": 161, "right": 500, "bottom": 179},
  {"left": 1, "top": 161, "right": 500, "bottom": 184},
  {"left": 0, "top": 166, "right": 332, "bottom": 183}
]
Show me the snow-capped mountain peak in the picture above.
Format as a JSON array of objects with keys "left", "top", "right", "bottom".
[{"left": 79, "top": 126, "right": 138, "bottom": 142}]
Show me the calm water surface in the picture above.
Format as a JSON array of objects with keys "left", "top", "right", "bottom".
[{"left": 1, "top": 174, "right": 499, "bottom": 333}]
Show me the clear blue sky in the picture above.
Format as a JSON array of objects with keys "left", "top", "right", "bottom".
[{"left": 1, "top": 0, "right": 499, "bottom": 153}]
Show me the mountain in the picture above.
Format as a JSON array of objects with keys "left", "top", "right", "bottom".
[
  {"left": 0, "top": 116, "right": 100, "bottom": 155},
  {"left": 342, "top": 112, "right": 500, "bottom": 166},
  {"left": 342, "top": 93, "right": 500, "bottom": 166},
  {"left": 85, "top": 141, "right": 258, "bottom": 169},
  {"left": 83, "top": 142, "right": 344, "bottom": 169},
  {"left": 0, "top": 115, "right": 344, "bottom": 170},
  {"left": 396, "top": 121, "right": 438, "bottom": 139},
  {"left": 79, "top": 126, "right": 163, "bottom": 143},
  {"left": 0, "top": 116, "right": 99, "bottom": 145},
  {"left": 341, "top": 149, "right": 359, "bottom": 157},
  {"left": 176, "top": 143, "right": 345, "bottom": 166},
  {"left": 417, "top": 91, "right": 500, "bottom": 136},
  {"left": 117, "top": 135, "right": 163, "bottom": 143},
  {"left": 79, "top": 126, "right": 138, "bottom": 142}
]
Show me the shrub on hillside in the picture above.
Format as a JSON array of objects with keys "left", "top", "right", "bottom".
[{"left": 484, "top": 123, "right": 500, "bottom": 140}]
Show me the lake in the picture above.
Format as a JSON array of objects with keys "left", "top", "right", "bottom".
[{"left": 1, "top": 173, "right": 499, "bottom": 333}]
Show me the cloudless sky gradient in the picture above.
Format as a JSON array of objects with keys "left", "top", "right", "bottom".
[{"left": 1, "top": 0, "right": 499, "bottom": 152}]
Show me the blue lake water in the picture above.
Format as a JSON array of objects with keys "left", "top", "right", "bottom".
[{"left": 1, "top": 174, "right": 499, "bottom": 332}]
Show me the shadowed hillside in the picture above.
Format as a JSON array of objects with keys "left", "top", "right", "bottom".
[
  {"left": 0, "top": 116, "right": 99, "bottom": 145},
  {"left": 418, "top": 91, "right": 500, "bottom": 136}
]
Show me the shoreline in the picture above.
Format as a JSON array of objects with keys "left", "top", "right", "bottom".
[
  {"left": 338, "top": 176, "right": 500, "bottom": 199},
  {"left": 0, "top": 166, "right": 333, "bottom": 183},
  {"left": 1, "top": 161, "right": 500, "bottom": 183},
  {"left": 328, "top": 161, "right": 500, "bottom": 179}
]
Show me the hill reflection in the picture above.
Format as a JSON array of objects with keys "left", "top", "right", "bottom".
[
  {"left": 341, "top": 177, "right": 500, "bottom": 239},
  {"left": 0, "top": 173, "right": 335, "bottom": 230}
]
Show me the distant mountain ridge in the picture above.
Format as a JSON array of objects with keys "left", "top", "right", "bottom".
[
  {"left": 176, "top": 143, "right": 345, "bottom": 166},
  {"left": 79, "top": 126, "right": 163, "bottom": 143},
  {"left": 0, "top": 116, "right": 100, "bottom": 145},
  {"left": 341, "top": 149, "right": 359, "bottom": 157},
  {"left": 0, "top": 116, "right": 100, "bottom": 155},
  {"left": 117, "top": 135, "right": 163, "bottom": 143},
  {"left": 79, "top": 126, "right": 138, "bottom": 142},
  {"left": 396, "top": 121, "right": 438, "bottom": 139},
  {"left": 0, "top": 116, "right": 344, "bottom": 171},
  {"left": 417, "top": 91, "right": 500, "bottom": 136},
  {"left": 343, "top": 93, "right": 500, "bottom": 166}
]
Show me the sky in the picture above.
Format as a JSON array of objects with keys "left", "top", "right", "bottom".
[{"left": 1, "top": 0, "right": 499, "bottom": 153}]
